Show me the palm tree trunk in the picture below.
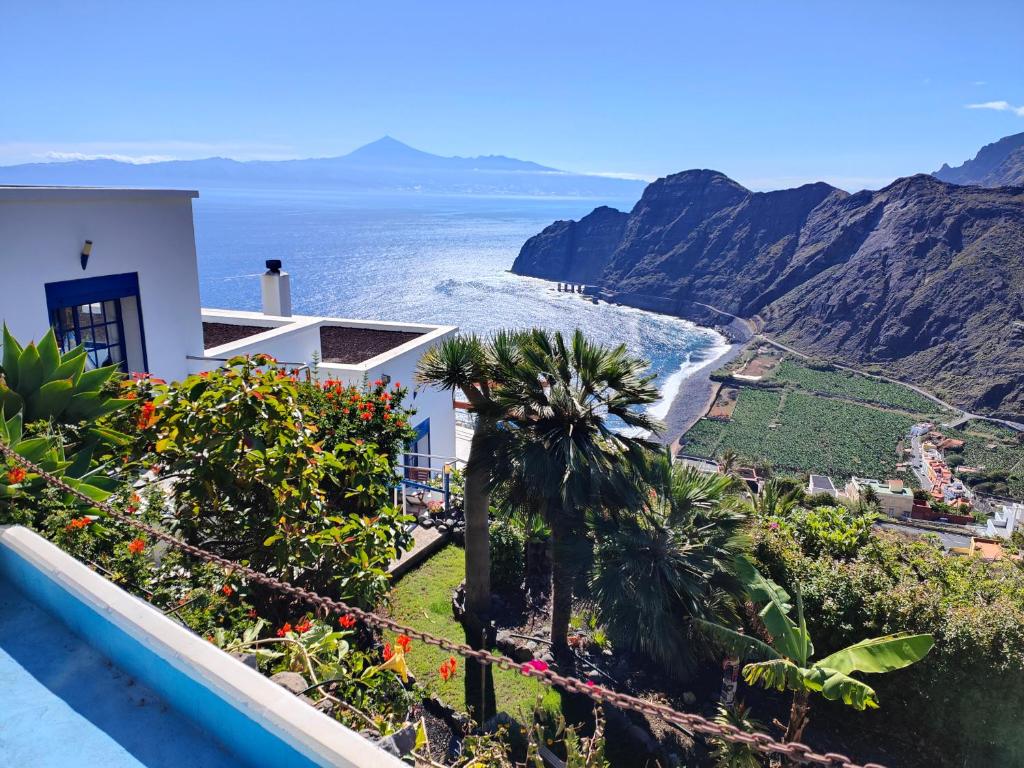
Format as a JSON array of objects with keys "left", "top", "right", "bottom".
[
  {"left": 549, "top": 511, "right": 573, "bottom": 656},
  {"left": 463, "top": 422, "right": 492, "bottom": 623},
  {"left": 784, "top": 688, "right": 811, "bottom": 750}
]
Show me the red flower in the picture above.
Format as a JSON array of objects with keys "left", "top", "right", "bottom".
[
  {"left": 373, "top": 379, "right": 384, "bottom": 387},
  {"left": 137, "top": 402, "right": 156, "bottom": 430},
  {"left": 7, "top": 467, "right": 27, "bottom": 484},
  {"left": 65, "top": 516, "right": 92, "bottom": 532},
  {"left": 339, "top": 614, "right": 356, "bottom": 629},
  {"left": 393, "top": 382, "right": 401, "bottom": 389},
  {"left": 383, "top": 642, "right": 394, "bottom": 661},
  {"left": 127, "top": 538, "right": 146, "bottom": 556},
  {"left": 221, "top": 584, "right": 233, "bottom": 596},
  {"left": 396, "top": 634, "right": 412, "bottom": 653},
  {"left": 439, "top": 656, "right": 458, "bottom": 681},
  {"left": 294, "top": 618, "right": 312, "bottom": 634},
  {"left": 247, "top": 609, "right": 258, "bottom": 619},
  {"left": 276, "top": 623, "right": 293, "bottom": 637}
]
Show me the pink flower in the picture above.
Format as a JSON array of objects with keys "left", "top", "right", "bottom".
[{"left": 521, "top": 659, "right": 549, "bottom": 675}]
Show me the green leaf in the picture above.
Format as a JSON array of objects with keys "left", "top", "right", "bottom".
[
  {"left": 815, "top": 634, "right": 934, "bottom": 676},
  {"left": 2, "top": 323, "right": 23, "bottom": 387},
  {"left": 0, "top": 389, "right": 24, "bottom": 419},
  {"left": 77, "top": 364, "right": 120, "bottom": 393},
  {"left": 693, "top": 618, "right": 782, "bottom": 663},
  {"left": 51, "top": 348, "right": 87, "bottom": 385},
  {"left": 62, "top": 477, "right": 112, "bottom": 502},
  {"left": 757, "top": 600, "right": 807, "bottom": 664},
  {"left": 735, "top": 555, "right": 792, "bottom": 614},
  {"left": 803, "top": 666, "right": 880, "bottom": 710},
  {"left": 27, "top": 379, "right": 74, "bottom": 422},
  {"left": 742, "top": 658, "right": 805, "bottom": 693},
  {"left": 17, "top": 344, "right": 44, "bottom": 396},
  {"left": 37, "top": 329, "right": 61, "bottom": 379},
  {"left": 14, "top": 437, "right": 55, "bottom": 463}
]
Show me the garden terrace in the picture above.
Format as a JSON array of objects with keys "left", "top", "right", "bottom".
[{"left": 319, "top": 326, "right": 424, "bottom": 364}]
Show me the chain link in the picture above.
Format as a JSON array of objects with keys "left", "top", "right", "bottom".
[{"left": 0, "top": 441, "right": 885, "bottom": 768}]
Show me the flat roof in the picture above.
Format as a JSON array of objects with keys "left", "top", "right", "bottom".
[
  {"left": 809, "top": 474, "right": 837, "bottom": 492},
  {"left": 320, "top": 325, "right": 425, "bottom": 364},
  {"left": 0, "top": 185, "right": 198, "bottom": 202}
]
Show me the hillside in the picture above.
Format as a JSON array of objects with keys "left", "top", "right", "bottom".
[
  {"left": 0, "top": 136, "right": 645, "bottom": 200},
  {"left": 513, "top": 171, "right": 1024, "bottom": 418},
  {"left": 934, "top": 131, "right": 1024, "bottom": 187}
]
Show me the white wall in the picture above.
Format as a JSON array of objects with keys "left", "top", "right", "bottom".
[{"left": 0, "top": 188, "right": 204, "bottom": 382}]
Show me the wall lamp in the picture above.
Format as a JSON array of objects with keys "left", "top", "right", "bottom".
[{"left": 80, "top": 240, "right": 93, "bottom": 270}]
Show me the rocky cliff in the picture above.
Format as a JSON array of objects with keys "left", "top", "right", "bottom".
[
  {"left": 512, "top": 172, "right": 1024, "bottom": 417},
  {"left": 934, "top": 131, "right": 1024, "bottom": 187}
]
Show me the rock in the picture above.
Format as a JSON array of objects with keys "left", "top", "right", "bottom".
[
  {"left": 230, "top": 652, "right": 258, "bottom": 670},
  {"left": 512, "top": 167, "right": 1024, "bottom": 417},
  {"left": 270, "top": 671, "right": 312, "bottom": 702},
  {"left": 375, "top": 722, "right": 419, "bottom": 757}
]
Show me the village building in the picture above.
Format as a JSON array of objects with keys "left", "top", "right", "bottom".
[{"left": 844, "top": 477, "right": 914, "bottom": 518}]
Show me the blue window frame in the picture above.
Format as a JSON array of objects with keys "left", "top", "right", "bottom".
[{"left": 45, "top": 273, "right": 147, "bottom": 372}]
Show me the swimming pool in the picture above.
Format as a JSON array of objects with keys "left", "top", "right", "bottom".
[{"left": 0, "top": 525, "right": 403, "bottom": 768}]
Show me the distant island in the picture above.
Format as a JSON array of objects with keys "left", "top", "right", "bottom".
[
  {"left": 0, "top": 136, "right": 646, "bottom": 199},
  {"left": 513, "top": 133, "right": 1024, "bottom": 419}
]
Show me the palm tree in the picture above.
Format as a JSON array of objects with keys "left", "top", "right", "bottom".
[
  {"left": 699, "top": 562, "right": 933, "bottom": 754},
  {"left": 590, "top": 457, "right": 749, "bottom": 673},
  {"left": 489, "top": 328, "right": 661, "bottom": 654},
  {"left": 745, "top": 478, "right": 800, "bottom": 518},
  {"left": 417, "top": 332, "right": 522, "bottom": 625}
]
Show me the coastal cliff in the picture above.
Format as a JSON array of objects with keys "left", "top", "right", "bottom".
[{"left": 512, "top": 171, "right": 1024, "bottom": 418}]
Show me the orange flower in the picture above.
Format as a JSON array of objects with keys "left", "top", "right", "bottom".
[
  {"left": 396, "top": 634, "right": 412, "bottom": 653},
  {"left": 439, "top": 656, "right": 458, "bottom": 681},
  {"left": 294, "top": 618, "right": 312, "bottom": 634},
  {"left": 6, "top": 467, "right": 26, "bottom": 484},
  {"left": 276, "top": 623, "right": 293, "bottom": 637},
  {"left": 382, "top": 642, "right": 394, "bottom": 661},
  {"left": 65, "top": 516, "right": 92, "bottom": 532},
  {"left": 137, "top": 402, "right": 157, "bottom": 430},
  {"left": 339, "top": 614, "right": 357, "bottom": 629},
  {"left": 127, "top": 538, "right": 146, "bottom": 555},
  {"left": 221, "top": 584, "right": 233, "bottom": 596}
]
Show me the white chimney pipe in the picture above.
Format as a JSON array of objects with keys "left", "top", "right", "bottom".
[{"left": 261, "top": 259, "right": 292, "bottom": 317}]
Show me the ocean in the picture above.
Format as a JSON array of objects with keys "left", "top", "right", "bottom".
[{"left": 192, "top": 188, "right": 729, "bottom": 417}]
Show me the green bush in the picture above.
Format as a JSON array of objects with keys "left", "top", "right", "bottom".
[
  {"left": 771, "top": 504, "right": 876, "bottom": 560},
  {"left": 752, "top": 519, "right": 1024, "bottom": 767},
  {"left": 108, "top": 355, "right": 413, "bottom": 610},
  {"left": 490, "top": 518, "right": 525, "bottom": 592}
]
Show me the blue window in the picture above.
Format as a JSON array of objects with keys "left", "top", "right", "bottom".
[
  {"left": 405, "top": 418, "right": 431, "bottom": 474},
  {"left": 45, "top": 273, "right": 148, "bottom": 372}
]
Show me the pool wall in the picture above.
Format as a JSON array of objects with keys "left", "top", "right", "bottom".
[{"left": 0, "top": 525, "right": 404, "bottom": 768}]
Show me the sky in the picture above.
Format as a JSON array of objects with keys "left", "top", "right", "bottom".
[{"left": 1, "top": 0, "right": 1023, "bottom": 190}]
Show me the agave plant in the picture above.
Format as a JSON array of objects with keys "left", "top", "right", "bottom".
[
  {"left": 1, "top": 324, "right": 131, "bottom": 424},
  {"left": 698, "top": 559, "right": 934, "bottom": 749},
  {"left": 0, "top": 325, "right": 130, "bottom": 516}
]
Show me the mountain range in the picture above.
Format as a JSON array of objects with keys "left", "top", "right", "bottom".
[
  {"left": 933, "top": 131, "right": 1024, "bottom": 187},
  {"left": 0, "top": 136, "right": 645, "bottom": 199},
  {"left": 514, "top": 139, "right": 1024, "bottom": 418}
]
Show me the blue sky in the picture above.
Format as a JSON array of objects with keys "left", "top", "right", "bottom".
[{"left": 1, "top": 0, "right": 1022, "bottom": 190}]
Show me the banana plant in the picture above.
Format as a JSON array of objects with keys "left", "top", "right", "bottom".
[
  {"left": 697, "top": 558, "right": 934, "bottom": 749},
  {"left": 1, "top": 324, "right": 132, "bottom": 425}
]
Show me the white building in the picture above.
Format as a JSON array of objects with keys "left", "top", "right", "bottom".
[
  {"left": 807, "top": 474, "right": 838, "bottom": 498},
  {"left": 0, "top": 185, "right": 457, "bottom": 468},
  {"left": 843, "top": 477, "right": 915, "bottom": 518},
  {"left": 987, "top": 503, "right": 1024, "bottom": 540}
]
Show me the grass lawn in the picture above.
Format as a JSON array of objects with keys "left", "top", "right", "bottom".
[{"left": 388, "top": 544, "right": 561, "bottom": 721}]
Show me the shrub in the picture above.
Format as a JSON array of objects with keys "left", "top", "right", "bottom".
[
  {"left": 297, "top": 376, "right": 416, "bottom": 466},
  {"left": 109, "top": 355, "right": 413, "bottom": 609},
  {"left": 490, "top": 518, "right": 525, "bottom": 592},
  {"left": 771, "top": 504, "right": 876, "bottom": 560},
  {"left": 752, "top": 520, "right": 1024, "bottom": 766}
]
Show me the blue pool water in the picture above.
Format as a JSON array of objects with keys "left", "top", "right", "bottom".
[{"left": 0, "top": 576, "right": 244, "bottom": 767}]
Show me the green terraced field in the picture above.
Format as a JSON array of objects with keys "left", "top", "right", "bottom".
[
  {"left": 953, "top": 422, "right": 1024, "bottom": 498},
  {"left": 683, "top": 388, "right": 917, "bottom": 479},
  {"left": 771, "top": 359, "right": 947, "bottom": 414}
]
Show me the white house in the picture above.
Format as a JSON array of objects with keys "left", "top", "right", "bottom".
[{"left": 0, "top": 185, "right": 457, "bottom": 468}]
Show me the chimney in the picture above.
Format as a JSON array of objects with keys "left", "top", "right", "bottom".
[{"left": 261, "top": 259, "right": 292, "bottom": 317}]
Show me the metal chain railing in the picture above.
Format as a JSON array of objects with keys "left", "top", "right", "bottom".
[{"left": 0, "top": 441, "right": 885, "bottom": 768}]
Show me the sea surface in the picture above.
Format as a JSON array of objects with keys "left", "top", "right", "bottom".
[{"left": 192, "top": 188, "right": 729, "bottom": 416}]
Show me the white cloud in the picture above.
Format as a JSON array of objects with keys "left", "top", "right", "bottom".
[
  {"left": 586, "top": 170, "right": 656, "bottom": 182},
  {"left": 966, "top": 100, "right": 1024, "bottom": 117},
  {"left": 0, "top": 140, "right": 301, "bottom": 166},
  {"left": 44, "top": 151, "right": 175, "bottom": 164}
]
